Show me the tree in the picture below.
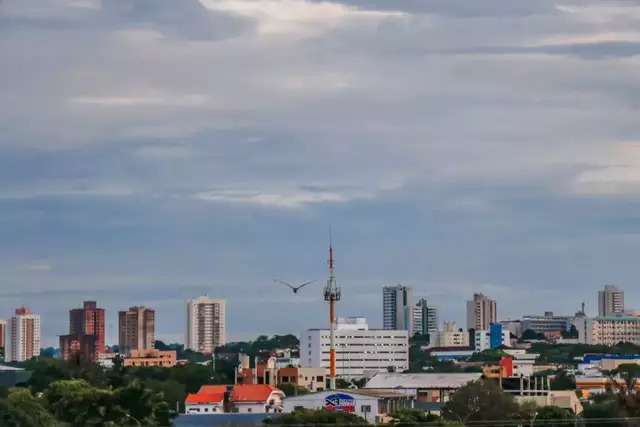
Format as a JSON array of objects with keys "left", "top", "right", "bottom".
[
  {"left": 522, "top": 329, "right": 545, "bottom": 341},
  {"left": 265, "top": 408, "right": 366, "bottom": 425},
  {"left": 550, "top": 370, "right": 575, "bottom": 390},
  {"left": 278, "top": 383, "right": 310, "bottom": 397},
  {"left": 0, "top": 388, "right": 60, "bottom": 427},
  {"left": 390, "top": 409, "right": 440, "bottom": 426},
  {"left": 533, "top": 405, "right": 575, "bottom": 426},
  {"left": 442, "top": 379, "right": 520, "bottom": 423}
]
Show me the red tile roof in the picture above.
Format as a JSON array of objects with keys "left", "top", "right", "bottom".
[
  {"left": 231, "top": 384, "right": 281, "bottom": 403},
  {"left": 185, "top": 385, "right": 226, "bottom": 405}
]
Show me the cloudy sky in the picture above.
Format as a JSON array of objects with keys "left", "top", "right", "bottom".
[{"left": 3, "top": 0, "right": 640, "bottom": 346}]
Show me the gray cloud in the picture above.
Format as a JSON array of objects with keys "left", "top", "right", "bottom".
[{"left": 3, "top": 0, "right": 640, "bottom": 345}]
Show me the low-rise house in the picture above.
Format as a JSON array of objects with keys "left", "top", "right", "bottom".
[
  {"left": 185, "top": 385, "right": 226, "bottom": 415},
  {"left": 232, "top": 384, "right": 284, "bottom": 413},
  {"left": 185, "top": 384, "right": 284, "bottom": 415}
]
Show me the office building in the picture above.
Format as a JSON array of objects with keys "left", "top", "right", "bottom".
[
  {"left": 598, "top": 285, "right": 624, "bottom": 317},
  {"left": 466, "top": 293, "right": 497, "bottom": 331},
  {"left": 383, "top": 285, "right": 413, "bottom": 334},
  {"left": 521, "top": 312, "right": 572, "bottom": 334},
  {"left": 577, "top": 316, "right": 640, "bottom": 346},
  {"left": 474, "top": 324, "right": 511, "bottom": 351},
  {"left": 186, "top": 297, "right": 226, "bottom": 353},
  {"left": 301, "top": 317, "right": 409, "bottom": 379},
  {"left": 60, "top": 301, "right": 105, "bottom": 362},
  {"left": 429, "top": 322, "right": 470, "bottom": 348},
  {"left": 119, "top": 306, "right": 155, "bottom": 352},
  {"left": 6, "top": 307, "right": 41, "bottom": 362},
  {"left": 413, "top": 298, "right": 438, "bottom": 336}
]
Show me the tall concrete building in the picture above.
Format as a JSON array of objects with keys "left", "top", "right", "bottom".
[
  {"left": 186, "top": 297, "right": 226, "bottom": 354},
  {"left": 119, "top": 306, "right": 155, "bottom": 353},
  {"left": 0, "top": 319, "right": 6, "bottom": 349},
  {"left": 466, "top": 293, "right": 497, "bottom": 331},
  {"left": 6, "top": 307, "right": 41, "bottom": 362},
  {"left": 383, "top": 285, "right": 413, "bottom": 334},
  {"left": 598, "top": 285, "right": 624, "bottom": 317},
  {"left": 60, "top": 301, "right": 105, "bottom": 362},
  {"left": 412, "top": 298, "right": 439, "bottom": 336}
]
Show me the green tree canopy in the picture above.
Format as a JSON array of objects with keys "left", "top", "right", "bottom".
[{"left": 442, "top": 379, "right": 520, "bottom": 423}]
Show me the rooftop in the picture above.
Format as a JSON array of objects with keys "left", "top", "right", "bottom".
[{"left": 365, "top": 372, "right": 481, "bottom": 389}]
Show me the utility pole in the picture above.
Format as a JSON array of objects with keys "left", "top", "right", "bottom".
[{"left": 323, "top": 235, "right": 341, "bottom": 390}]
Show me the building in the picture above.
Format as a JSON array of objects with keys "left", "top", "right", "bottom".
[
  {"left": 59, "top": 301, "right": 105, "bottom": 362},
  {"left": 364, "top": 372, "right": 481, "bottom": 411},
  {"left": 473, "top": 324, "right": 510, "bottom": 351},
  {"left": 0, "top": 365, "right": 31, "bottom": 386},
  {"left": 0, "top": 319, "right": 6, "bottom": 350},
  {"left": 122, "top": 349, "right": 177, "bottom": 368},
  {"left": 598, "top": 285, "right": 624, "bottom": 317},
  {"left": 185, "top": 384, "right": 284, "bottom": 415},
  {"left": 500, "top": 320, "right": 523, "bottom": 339},
  {"left": 412, "top": 299, "right": 438, "bottom": 336},
  {"left": 428, "top": 322, "right": 469, "bottom": 348},
  {"left": 301, "top": 317, "right": 409, "bottom": 379},
  {"left": 577, "top": 316, "right": 640, "bottom": 345},
  {"left": 383, "top": 285, "right": 413, "bottom": 334},
  {"left": 466, "top": 293, "right": 496, "bottom": 331},
  {"left": 186, "top": 297, "right": 226, "bottom": 354},
  {"left": 521, "top": 312, "right": 572, "bottom": 335},
  {"left": 236, "top": 354, "right": 326, "bottom": 392},
  {"left": 283, "top": 390, "right": 386, "bottom": 422},
  {"left": 119, "top": 306, "right": 155, "bottom": 352},
  {"left": 6, "top": 307, "right": 41, "bottom": 362}
]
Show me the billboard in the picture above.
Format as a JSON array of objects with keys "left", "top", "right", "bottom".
[{"left": 324, "top": 393, "right": 355, "bottom": 413}]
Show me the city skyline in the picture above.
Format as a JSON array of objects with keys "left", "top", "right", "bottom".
[
  {"left": 0, "top": 282, "right": 630, "bottom": 348},
  {"left": 4, "top": 0, "right": 640, "bottom": 346}
]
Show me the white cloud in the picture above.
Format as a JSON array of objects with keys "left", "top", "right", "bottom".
[
  {"left": 199, "top": 0, "right": 405, "bottom": 36},
  {"left": 70, "top": 94, "right": 210, "bottom": 108},
  {"left": 20, "top": 262, "right": 52, "bottom": 272},
  {"left": 193, "top": 187, "right": 373, "bottom": 208}
]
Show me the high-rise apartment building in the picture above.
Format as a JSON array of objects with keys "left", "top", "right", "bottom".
[
  {"left": 598, "top": 285, "right": 624, "bottom": 317},
  {"left": 60, "top": 301, "right": 105, "bottom": 362},
  {"left": 466, "top": 293, "right": 497, "bottom": 331},
  {"left": 6, "top": 307, "right": 41, "bottom": 362},
  {"left": 119, "top": 306, "right": 155, "bottom": 353},
  {"left": 186, "top": 297, "right": 226, "bottom": 354},
  {"left": 412, "top": 298, "right": 439, "bottom": 336},
  {"left": 0, "top": 319, "right": 6, "bottom": 349},
  {"left": 383, "top": 285, "right": 413, "bottom": 334}
]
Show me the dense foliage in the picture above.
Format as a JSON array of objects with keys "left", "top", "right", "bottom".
[
  {"left": 265, "top": 408, "right": 366, "bottom": 425},
  {"left": 530, "top": 342, "right": 640, "bottom": 365}
]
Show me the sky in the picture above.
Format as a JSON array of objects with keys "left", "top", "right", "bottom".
[{"left": 3, "top": 0, "right": 640, "bottom": 347}]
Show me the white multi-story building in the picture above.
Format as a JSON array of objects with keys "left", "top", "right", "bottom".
[
  {"left": 383, "top": 285, "right": 413, "bottom": 334},
  {"left": 301, "top": 317, "right": 409, "bottom": 379},
  {"left": 474, "top": 328, "right": 511, "bottom": 352},
  {"left": 598, "top": 285, "right": 624, "bottom": 317},
  {"left": 429, "top": 322, "right": 469, "bottom": 348},
  {"left": 577, "top": 316, "right": 640, "bottom": 346},
  {"left": 6, "top": 307, "right": 41, "bottom": 362},
  {"left": 186, "top": 297, "right": 226, "bottom": 353}
]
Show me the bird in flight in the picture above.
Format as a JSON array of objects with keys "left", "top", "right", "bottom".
[{"left": 274, "top": 279, "right": 315, "bottom": 294}]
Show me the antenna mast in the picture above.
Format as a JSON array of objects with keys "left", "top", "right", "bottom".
[{"left": 323, "top": 233, "right": 341, "bottom": 390}]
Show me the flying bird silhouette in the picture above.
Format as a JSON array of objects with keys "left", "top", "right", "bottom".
[{"left": 274, "top": 279, "right": 315, "bottom": 294}]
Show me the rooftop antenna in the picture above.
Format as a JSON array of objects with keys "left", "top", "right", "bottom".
[{"left": 323, "top": 227, "right": 341, "bottom": 390}]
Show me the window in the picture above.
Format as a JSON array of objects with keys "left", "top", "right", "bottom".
[{"left": 248, "top": 408, "right": 252, "bottom": 413}]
